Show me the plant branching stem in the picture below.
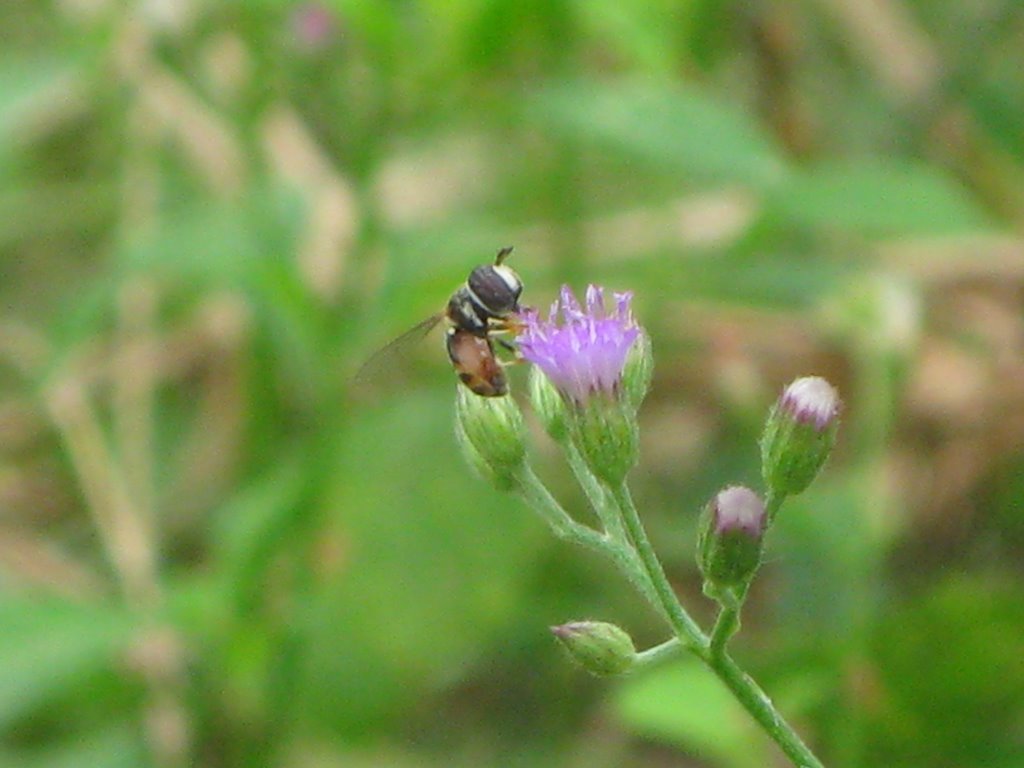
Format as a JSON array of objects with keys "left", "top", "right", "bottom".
[
  {"left": 564, "top": 442, "right": 627, "bottom": 543},
  {"left": 514, "top": 466, "right": 657, "bottom": 605},
  {"left": 634, "top": 637, "right": 682, "bottom": 668},
  {"left": 514, "top": 446, "right": 824, "bottom": 765},
  {"left": 609, "top": 483, "right": 825, "bottom": 768},
  {"left": 709, "top": 587, "right": 742, "bottom": 656}
]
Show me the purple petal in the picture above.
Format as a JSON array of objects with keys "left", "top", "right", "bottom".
[{"left": 517, "top": 284, "right": 641, "bottom": 404}]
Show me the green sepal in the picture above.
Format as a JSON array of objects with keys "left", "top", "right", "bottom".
[{"left": 570, "top": 397, "right": 638, "bottom": 486}]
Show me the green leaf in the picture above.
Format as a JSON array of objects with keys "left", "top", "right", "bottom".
[
  {"left": 0, "top": 54, "right": 77, "bottom": 146},
  {"left": 769, "top": 160, "right": 992, "bottom": 236},
  {"left": 527, "top": 79, "right": 789, "bottom": 188},
  {"left": 0, "top": 598, "right": 136, "bottom": 727},
  {"left": 614, "top": 659, "right": 765, "bottom": 767}
]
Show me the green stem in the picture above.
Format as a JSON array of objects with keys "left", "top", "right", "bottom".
[
  {"left": 610, "top": 483, "right": 825, "bottom": 768},
  {"left": 634, "top": 637, "right": 683, "bottom": 669},
  {"left": 515, "top": 466, "right": 607, "bottom": 550},
  {"left": 562, "top": 443, "right": 660, "bottom": 602},
  {"left": 708, "top": 587, "right": 742, "bottom": 656},
  {"left": 609, "top": 484, "right": 705, "bottom": 648},
  {"left": 515, "top": 466, "right": 657, "bottom": 604},
  {"left": 707, "top": 652, "right": 825, "bottom": 768},
  {"left": 565, "top": 441, "right": 627, "bottom": 543}
]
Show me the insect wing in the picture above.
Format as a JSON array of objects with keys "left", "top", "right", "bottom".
[{"left": 352, "top": 313, "right": 445, "bottom": 389}]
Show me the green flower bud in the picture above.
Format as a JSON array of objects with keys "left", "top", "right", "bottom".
[
  {"left": 551, "top": 621, "right": 636, "bottom": 676},
  {"left": 455, "top": 387, "right": 527, "bottom": 488},
  {"left": 528, "top": 364, "right": 569, "bottom": 443},
  {"left": 761, "top": 376, "right": 841, "bottom": 497},
  {"left": 622, "top": 330, "right": 653, "bottom": 413},
  {"left": 571, "top": 398, "right": 638, "bottom": 486},
  {"left": 697, "top": 486, "right": 766, "bottom": 592},
  {"left": 454, "top": 419, "right": 517, "bottom": 492}
]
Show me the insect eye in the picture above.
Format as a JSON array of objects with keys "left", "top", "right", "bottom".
[{"left": 469, "top": 266, "right": 519, "bottom": 314}]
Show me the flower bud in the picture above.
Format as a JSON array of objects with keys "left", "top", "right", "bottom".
[
  {"left": 551, "top": 621, "right": 636, "bottom": 676},
  {"left": 622, "top": 330, "right": 653, "bottom": 413},
  {"left": 454, "top": 419, "right": 517, "bottom": 492},
  {"left": 572, "top": 398, "right": 638, "bottom": 486},
  {"left": 455, "top": 387, "right": 527, "bottom": 488},
  {"left": 697, "top": 486, "right": 766, "bottom": 591},
  {"left": 528, "top": 364, "right": 569, "bottom": 443},
  {"left": 760, "top": 376, "right": 840, "bottom": 496}
]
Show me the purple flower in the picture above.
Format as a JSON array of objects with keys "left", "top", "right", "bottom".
[{"left": 517, "top": 285, "right": 640, "bottom": 405}]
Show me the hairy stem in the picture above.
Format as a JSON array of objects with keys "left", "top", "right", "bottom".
[
  {"left": 609, "top": 483, "right": 824, "bottom": 767},
  {"left": 515, "top": 466, "right": 658, "bottom": 605},
  {"left": 708, "top": 587, "right": 742, "bottom": 656},
  {"left": 609, "top": 484, "right": 705, "bottom": 648}
]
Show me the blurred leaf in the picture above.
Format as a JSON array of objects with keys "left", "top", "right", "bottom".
[
  {"left": 0, "top": 597, "right": 136, "bottom": 727},
  {"left": 0, "top": 181, "right": 116, "bottom": 249},
  {"left": 768, "top": 161, "right": 992, "bottom": 236},
  {"left": 0, "top": 724, "right": 145, "bottom": 768},
  {"left": 771, "top": 478, "right": 880, "bottom": 642},
  {"left": 114, "top": 184, "right": 331, "bottom": 395},
  {"left": 602, "top": 246, "right": 853, "bottom": 310},
  {"left": 867, "top": 573, "right": 1024, "bottom": 766},
  {"left": 572, "top": 0, "right": 679, "bottom": 73},
  {"left": 614, "top": 658, "right": 766, "bottom": 767},
  {"left": 681, "top": 0, "right": 736, "bottom": 70},
  {"left": 527, "top": 79, "right": 789, "bottom": 188},
  {"left": 298, "top": 391, "right": 549, "bottom": 738},
  {"left": 0, "top": 53, "right": 77, "bottom": 147},
  {"left": 208, "top": 453, "right": 310, "bottom": 610},
  {"left": 117, "top": 198, "right": 274, "bottom": 287}
]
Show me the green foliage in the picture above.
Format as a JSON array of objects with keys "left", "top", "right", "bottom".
[
  {"left": 528, "top": 79, "right": 789, "bottom": 188},
  {"left": 615, "top": 659, "right": 765, "bottom": 767},
  {"left": 769, "top": 161, "right": 991, "bottom": 236},
  {"left": 869, "top": 575, "right": 1024, "bottom": 766},
  {"left": 2, "top": 0, "right": 1023, "bottom": 765},
  {"left": 0, "top": 599, "right": 136, "bottom": 727}
]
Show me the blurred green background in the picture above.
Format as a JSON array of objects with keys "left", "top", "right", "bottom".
[{"left": 3, "top": 1, "right": 1024, "bottom": 766}]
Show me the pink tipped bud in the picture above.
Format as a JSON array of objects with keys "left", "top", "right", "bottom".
[
  {"left": 698, "top": 486, "right": 766, "bottom": 591},
  {"left": 761, "top": 377, "right": 841, "bottom": 496},
  {"left": 779, "top": 376, "right": 841, "bottom": 431},
  {"left": 551, "top": 621, "right": 636, "bottom": 676},
  {"left": 712, "top": 486, "right": 766, "bottom": 537}
]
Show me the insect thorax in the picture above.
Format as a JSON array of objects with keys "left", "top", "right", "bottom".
[{"left": 446, "top": 287, "right": 490, "bottom": 334}]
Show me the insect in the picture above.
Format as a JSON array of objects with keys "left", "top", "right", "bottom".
[{"left": 356, "top": 247, "right": 525, "bottom": 397}]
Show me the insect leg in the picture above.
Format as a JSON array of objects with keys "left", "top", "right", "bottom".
[{"left": 495, "top": 337, "right": 526, "bottom": 364}]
